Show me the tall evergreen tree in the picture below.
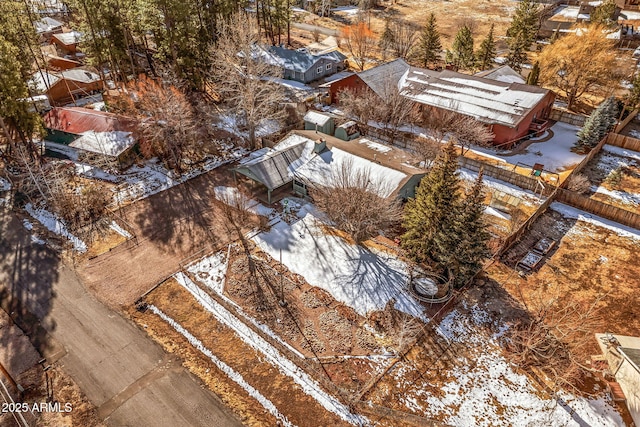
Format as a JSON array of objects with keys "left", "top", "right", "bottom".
[
  {"left": 451, "top": 25, "right": 475, "bottom": 70},
  {"left": 575, "top": 97, "right": 618, "bottom": 151},
  {"left": 452, "top": 170, "right": 490, "bottom": 286},
  {"left": 402, "top": 142, "right": 461, "bottom": 267},
  {"left": 526, "top": 61, "right": 540, "bottom": 85},
  {"left": 414, "top": 13, "right": 441, "bottom": 68},
  {"left": 0, "top": 35, "right": 43, "bottom": 156},
  {"left": 505, "top": 0, "right": 539, "bottom": 72},
  {"left": 476, "top": 23, "right": 496, "bottom": 71}
]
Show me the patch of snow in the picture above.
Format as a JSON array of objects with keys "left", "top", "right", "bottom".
[
  {"left": 602, "top": 144, "right": 640, "bottom": 161},
  {"left": 485, "top": 206, "right": 512, "bottom": 220},
  {"left": 0, "top": 177, "right": 11, "bottom": 191},
  {"left": 25, "top": 203, "right": 87, "bottom": 252},
  {"left": 252, "top": 209, "right": 427, "bottom": 320},
  {"left": 23, "top": 219, "right": 34, "bottom": 231},
  {"left": 550, "top": 202, "right": 640, "bottom": 240},
  {"left": 186, "top": 248, "right": 306, "bottom": 359},
  {"left": 265, "top": 76, "right": 314, "bottom": 91},
  {"left": 218, "top": 113, "right": 281, "bottom": 139},
  {"left": 429, "top": 305, "right": 624, "bottom": 426},
  {"left": 31, "top": 235, "right": 45, "bottom": 245},
  {"left": 331, "top": 5, "right": 359, "bottom": 14},
  {"left": 213, "top": 186, "right": 275, "bottom": 217},
  {"left": 358, "top": 138, "right": 391, "bottom": 153},
  {"left": 44, "top": 140, "right": 80, "bottom": 161},
  {"left": 591, "top": 185, "right": 640, "bottom": 207},
  {"left": 187, "top": 252, "right": 228, "bottom": 294},
  {"left": 148, "top": 305, "right": 295, "bottom": 427},
  {"left": 472, "top": 122, "right": 585, "bottom": 172},
  {"left": 174, "top": 272, "right": 368, "bottom": 425},
  {"left": 109, "top": 221, "right": 132, "bottom": 239},
  {"left": 459, "top": 168, "right": 544, "bottom": 206}
]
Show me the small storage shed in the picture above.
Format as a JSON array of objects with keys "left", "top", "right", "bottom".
[
  {"left": 304, "top": 111, "right": 334, "bottom": 135},
  {"left": 334, "top": 121, "right": 360, "bottom": 141}
]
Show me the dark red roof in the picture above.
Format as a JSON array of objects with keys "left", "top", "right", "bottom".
[{"left": 43, "top": 107, "right": 135, "bottom": 135}]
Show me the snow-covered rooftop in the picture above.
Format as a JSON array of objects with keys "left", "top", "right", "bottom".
[
  {"left": 52, "top": 31, "right": 81, "bottom": 46},
  {"left": 34, "top": 16, "right": 63, "bottom": 33},
  {"left": 295, "top": 146, "right": 407, "bottom": 198},
  {"left": 61, "top": 68, "right": 101, "bottom": 83},
  {"left": 30, "top": 71, "right": 61, "bottom": 93},
  {"left": 69, "top": 130, "right": 136, "bottom": 157},
  {"left": 399, "top": 67, "right": 551, "bottom": 128},
  {"left": 475, "top": 65, "right": 525, "bottom": 84},
  {"left": 303, "top": 110, "right": 332, "bottom": 126}
]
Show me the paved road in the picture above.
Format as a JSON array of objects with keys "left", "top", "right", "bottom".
[
  {"left": 292, "top": 22, "right": 339, "bottom": 37},
  {"left": 0, "top": 209, "right": 243, "bottom": 427}
]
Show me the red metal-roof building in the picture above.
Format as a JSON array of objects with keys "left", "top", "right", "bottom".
[{"left": 43, "top": 107, "right": 135, "bottom": 143}]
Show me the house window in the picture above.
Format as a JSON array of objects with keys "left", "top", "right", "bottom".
[
  {"left": 317, "top": 66, "right": 323, "bottom": 74},
  {"left": 326, "top": 63, "right": 332, "bottom": 70}
]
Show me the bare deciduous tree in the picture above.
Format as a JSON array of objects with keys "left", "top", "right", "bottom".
[
  {"left": 506, "top": 289, "right": 604, "bottom": 391},
  {"left": 339, "top": 75, "right": 416, "bottom": 143},
  {"left": 210, "top": 13, "right": 287, "bottom": 150},
  {"left": 307, "top": 159, "right": 402, "bottom": 242},
  {"left": 379, "top": 18, "right": 418, "bottom": 60},
  {"left": 111, "top": 76, "right": 204, "bottom": 174},
  {"left": 419, "top": 107, "right": 493, "bottom": 155},
  {"left": 341, "top": 20, "right": 376, "bottom": 71}
]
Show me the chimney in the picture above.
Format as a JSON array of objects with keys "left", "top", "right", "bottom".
[{"left": 314, "top": 138, "right": 326, "bottom": 153}]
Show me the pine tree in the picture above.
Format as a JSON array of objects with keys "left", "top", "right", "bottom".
[
  {"left": 451, "top": 25, "right": 475, "bottom": 70},
  {"left": 575, "top": 113, "right": 600, "bottom": 151},
  {"left": 452, "top": 170, "right": 490, "bottom": 287},
  {"left": 591, "top": 0, "right": 617, "bottom": 27},
  {"left": 575, "top": 97, "right": 618, "bottom": 151},
  {"left": 401, "top": 142, "right": 461, "bottom": 267},
  {"left": 379, "top": 18, "right": 393, "bottom": 60},
  {"left": 505, "top": 0, "right": 539, "bottom": 72},
  {"left": 414, "top": 13, "right": 441, "bottom": 68},
  {"left": 476, "top": 23, "right": 496, "bottom": 71},
  {"left": 526, "top": 61, "right": 540, "bottom": 85}
]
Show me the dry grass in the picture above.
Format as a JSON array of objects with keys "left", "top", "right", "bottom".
[
  {"left": 488, "top": 210, "right": 640, "bottom": 349},
  {"left": 135, "top": 278, "right": 352, "bottom": 427}
]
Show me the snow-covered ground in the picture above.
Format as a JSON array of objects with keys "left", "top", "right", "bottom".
[
  {"left": 252, "top": 207, "right": 427, "bottom": 320},
  {"left": 264, "top": 76, "right": 314, "bottom": 91},
  {"left": 148, "top": 305, "right": 294, "bottom": 427},
  {"left": 590, "top": 145, "right": 640, "bottom": 207},
  {"left": 550, "top": 202, "right": 640, "bottom": 240},
  {"left": 408, "top": 302, "right": 624, "bottom": 427},
  {"left": 471, "top": 122, "right": 585, "bottom": 173},
  {"left": 358, "top": 138, "right": 391, "bottom": 153},
  {"left": 213, "top": 186, "right": 275, "bottom": 217},
  {"left": 174, "top": 272, "right": 368, "bottom": 425},
  {"left": 109, "top": 221, "right": 132, "bottom": 239},
  {"left": 459, "top": 168, "right": 545, "bottom": 206},
  {"left": 0, "top": 177, "right": 11, "bottom": 192},
  {"left": 45, "top": 140, "right": 245, "bottom": 205},
  {"left": 25, "top": 203, "right": 87, "bottom": 252},
  {"left": 330, "top": 5, "right": 359, "bottom": 14},
  {"left": 218, "top": 114, "right": 281, "bottom": 140}
]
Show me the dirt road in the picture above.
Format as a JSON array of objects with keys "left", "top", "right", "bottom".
[{"left": 0, "top": 208, "right": 244, "bottom": 427}]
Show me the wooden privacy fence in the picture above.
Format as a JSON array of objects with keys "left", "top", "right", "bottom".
[
  {"left": 556, "top": 189, "right": 640, "bottom": 229},
  {"left": 458, "top": 156, "right": 555, "bottom": 197},
  {"left": 565, "top": 134, "right": 609, "bottom": 179},
  {"left": 606, "top": 133, "right": 640, "bottom": 152},
  {"left": 549, "top": 108, "right": 587, "bottom": 127}
]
